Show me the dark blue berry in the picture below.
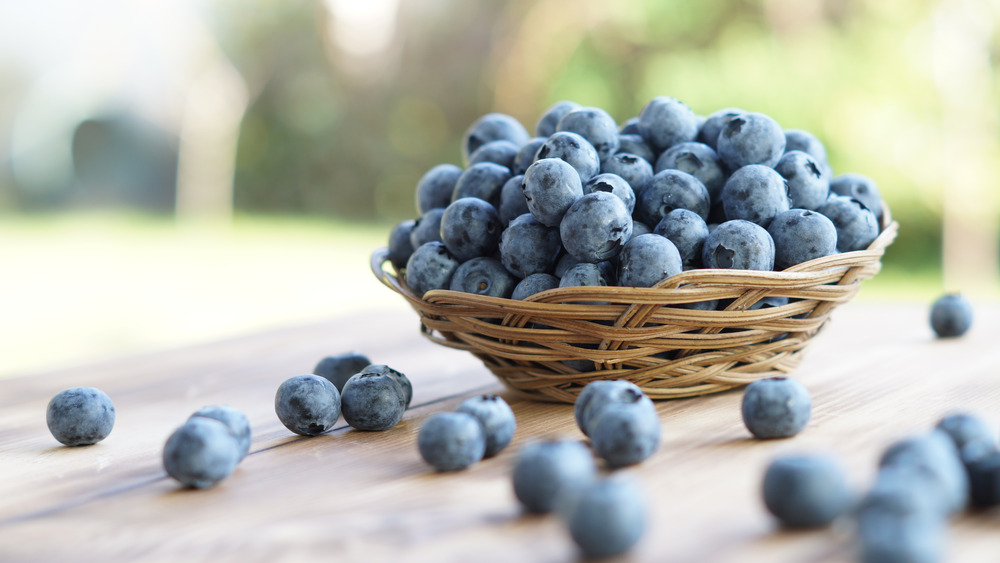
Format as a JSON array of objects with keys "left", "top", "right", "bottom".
[
  {"left": 417, "top": 412, "right": 486, "bottom": 471},
  {"left": 741, "top": 377, "right": 811, "bottom": 439},
  {"left": 46, "top": 387, "right": 115, "bottom": 446}
]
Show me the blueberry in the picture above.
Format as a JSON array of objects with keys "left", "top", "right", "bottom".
[
  {"left": 721, "top": 164, "right": 790, "bottom": 227},
  {"left": 857, "top": 464, "right": 948, "bottom": 563},
  {"left": 654, "top": 208, "right": 710, "bottom": 269},
  {"left": 574, "top": 379, "right": 645, "bottom": 437},
  {"left": 600, "top": 152, "right": 654, "bottom": 196},
  {"left": 387, "top": 219, "right": 416, "bottom": 271},
  {"left": 565, "top": 477, "right": 646, "bottom": 558},
  {"left": 559, "top": 261, "right": 610, "bottom": 288},
  {"left": 522, "top": 157, "right": 585, "bottom": 227},
  {"left": 536, "top": 100, "right": 581, "bottom": 138},
  {"left": 455, "top": 394, "right": 516, "bottom": 457},
  {"left": 936, "top": 412, "right": 994, "bottom": 450},
  {"left": 417, "top": 412, "right": 487, "bottom": 471},
  {"left": 534, "top": 131, "right": 601, "bottom": 183},
  {"left": 589, "top": 395, "right": 661, "bottom": 467},
  {"left": 702, "top": 220, "right": 775, "bottom": 271},
  {"left": 462, "top": 112, "right": 530, "bottom": 164},
  {"left": 717, "top": 112, "right": 786, "bottom": 170},
  {"left": 615, "top": 134, "right": 656, "bottom": 164},
  {"left": 583, "top": 173, "right": 636, "bottom": 214},
  {"left": 879, "top": 430, "right": 968, "bottom": 515},
  {"left": 630, "top": 220, "right": 652, "bottom": 238},
  {"left": 404, "top": 241, "right": 461, "bottom": 297},
  {"left": 274, "top": 374, "right": 341, "bottom": 436},
  {"left": 468, "top": 139, "right": 520, "bottom": 169},
  {"left": 163, "top": 417, "right": 241, "bottom": 489},
  {"left": 46, "top": 387, "right": 115, "bottom": 446},
  {"left": 697, "top": 107, "right": 746, "bottom": 150},
  {"left": 499, "top": 213, "right": 562, "bottom": 278},
  {"left": 409, "top": 208, "right": 446, "bottom": 249},
  {"left": 415, "top": 163, "right": 462, "bottom": 214},
  {"left": 557, "top": 106, "right": 621, "bottom": 162},
  {"left": 767, "top": 209, "right": 838, "bottom": 270},
  {"left": 655, "top": 141, "right": 727, "bottom": 201},
  {"left": 512, "top": 440, "right": 597, "bottom": 513},
  {"left": 618, "top": 233, "right": 682, "bottom": 288},
  {"left": 636, "top": 96, "right": 699, "bottom": 152},
  {"left": 618, "top": 116, "right": 641, "bottom": 135},
  {"left": 451, "top": 162, "right": 511, "bottom": 208},
  {"left": 817, "top": 195, "right": 879, "bottom": 252},
  {"left": 783, "top": 129, "right": 829, "bottom": 173},
  {"left": 860, "top": 463, "right": 949, "bottom": 523},
  {"left": 741, "top": 377, "right": 811, "bottom": 439},
  {"left": 440, "top": 197, "right": 503, "bottom": 261},
  {"left": 449, "top": 256, "right": 518, "bottom": 298},
  {"left": 359, "top": 364, "right": 413, "bottom": 409},
  {"left": 313, "top": 351, "right": 372, "bottom": 392},
  {"left": 560, "top": 191, "right": 633, "bottom": 263},
  {"left": 189, "top": 405, "right": 252, "bottom": 461},
  {"left": 512, "top": 273, "right": 560, "bottom": 300},
  {"left": 966, "top": 450, "right": 1000, "bottom": 508},
  {"left": 929, "top": 293, "right": 973, "bottom": 338},
  {"left": 775, "top": 150, "right": 829, "bottom": 210},
  {"left": 830, "top": 173, "right": 883, "bottom": 221},
  {"left": 762, "top": 454, "right": 851, "bottom": 528},
  {"left": 341, "top": 367, "right": 408, "bottom": 431},
  {"left": 512, "top": 137, "right": 546, "bottom": 175},
  {"left": 498, "top": 174, "right": 530, "bottom": 225},
  {"left": 636, "top": 169, "right": 711, "bottom": 227}
]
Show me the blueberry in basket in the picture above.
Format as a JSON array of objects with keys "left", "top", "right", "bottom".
[{"left": 376, "top": 97, "right": 896, "bottom": 403}]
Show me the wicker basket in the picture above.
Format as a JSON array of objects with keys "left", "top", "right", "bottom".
[{"left": 372, "top": 208, "right": 898, "bottom": 403}]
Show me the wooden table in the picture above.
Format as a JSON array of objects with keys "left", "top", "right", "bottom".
[{"left": 1, "top": 302, "right": 998, "bottom": 562}]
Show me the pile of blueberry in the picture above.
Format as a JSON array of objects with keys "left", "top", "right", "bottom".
[
  {"left": 760, "top": 411, "right": 1000, "bottom": 562},
  {"left": 388, "top": 98, "right": 886, "bottom": 300}
]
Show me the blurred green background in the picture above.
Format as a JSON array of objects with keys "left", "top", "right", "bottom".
[{"left": 1, "top": 0, "right": 998, "bottom": 377}]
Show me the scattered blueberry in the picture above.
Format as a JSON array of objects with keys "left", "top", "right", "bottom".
[
  {"left": 929, "top": 293, "right": 973, "bottom": 338},
  {"left": 162, "top": 416, "right": 241, "bottom": 489},
  {"left": 879, "top": 430, "right": 969, "bottom": 515},
  {"left": 512, "top": 440, "right": 597, "bottom": 513},
  {"left": 935, "top": 412, "right": 994, "bottom": 450},
  {"left": 46, "top": 386, "right": 116, "bottom": 446},
  {"left": 741, "top": 377, "right": 811, "bottom": 439},
  {"left": 360, "top": 364, "right": 413, "bottom": 409},
  {"left": 564, "top": 476, "right": 646, "bottom": 558},
  {"left": 417, "top": 412, "right": 487, "bottom": 471},
  {"left": 574, "top": 379, "right": 646, "bottom": 437},
  {"left": 966, "top": 450, "right": 1000, "bottom": 508},
  {"left": 274, "top": 374, "right": 341, "bottom": 436},
  {"left": 589, "top": 393, "right": 662, "bottom": 467},
  {"left": 313, "top": 351, "right": 372, "bottom": 392},
  {"left": 190, "top": 405, "right": 252, "bottom": 461},
  {"left": 762, "top": 453, "right": 852, "bottom": 528},
  {"left": 341, "top": 367, "right": 408, "bottom": 431},
  {"left": 455, "top": 394, "right": 517, "bottom": 457}
]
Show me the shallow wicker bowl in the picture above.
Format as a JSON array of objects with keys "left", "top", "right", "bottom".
[{"left": 372, "top": 208, "right": 897, "bottom": 403}]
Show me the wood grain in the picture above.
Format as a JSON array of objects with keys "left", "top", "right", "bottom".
[{"left": 1, "top": 302, "right": 998, "bottom": 562}]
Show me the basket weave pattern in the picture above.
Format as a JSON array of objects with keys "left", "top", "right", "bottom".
[{"left": 372, "top": 215, "right": 898, "bottom": 403}]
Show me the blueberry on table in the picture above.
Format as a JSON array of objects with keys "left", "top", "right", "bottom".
[
  {"left": 189, "top": 405, "right": 252, "bottom": 461},
  {"left": 46, "top": 387, "right": 115, "bottom": 446},
  {"left": 879, "top": 430, "right": 968, "bottom": 515},
  {"left": 966, "top": 451, "right": 1000, "bottom": 508},
  {"left": 929, "top": 293, "right": 973, "bottom": 338},
  {"left": 762, "top": 454, "right": 851, "bottom": 528},
  {"left": 312, "top": 351, "right": 371, "bottom": 393},
  {"left": 415, "top": 163, "right": 462, "bottom": 215},
  {"left": 274, "top": 374, "right": 341, "bottom": 437},
  {"left": 741, "top": 377, "right": 811, "bottom": 439},
  {"left": 359, "top": 364, "right": 413, "bottom": 409},
  {"left": 341, "top": 367, "right": 408, "bottom": 431},
  {"left": 512, "top": 440, "right": 596, "bottom": 513},
  {"left": 857, "top": 467, "right": 947, "bottom": 563},
  {"left": 564, "top": 477, "right": 646, "bottom": 559},
  {"left": 589, "top": 396, "right": 662, "bottom": 468},
  {"left": 455, "top": 394, "right": 516, "bottom": 458},
  {"left": 573, "top": 379, "right": 646, "bottom": 437},
  {"left": 417, "top": 412, "right": 486, "bottom": 472},
  {"left": 163, "top": 417, "right": 241, "bottom": 489},
  {"left": 935, "top": 411, "right": 993, "bottom": 450}
]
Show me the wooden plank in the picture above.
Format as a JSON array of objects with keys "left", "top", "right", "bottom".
[{"left": 0, "top": 302, "right": 998, "bottom": 562}]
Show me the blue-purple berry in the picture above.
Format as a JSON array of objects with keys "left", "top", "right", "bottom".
[
  {"left": 512, "top": 440, "right": 597, "bottom": 513},
  {"left": 163, "top": 417, "right": 241, "bottom": 489},
  {"left": 275, "top": 374, "right": 341, "bottom": 436},
  {"left": 417, "top": 412, "right": 486, "bottom": 471},
  {"left": 455, "top": 394, "right": 516, "bottom": 457},
  {"left": 741, "top": 377, "right": 811, "bottom": 439},
  {"left": 190, "top": 405, "right": 252, "bottom": 461},
  {"left": 46, "top": 387, "right": 116, "bottom": 446},
  {"left": 762, "top": 453, "right": 851, "bottom": 528},
  {"left": 929, "top": 293, "right": 973, "bottom": 338}
]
